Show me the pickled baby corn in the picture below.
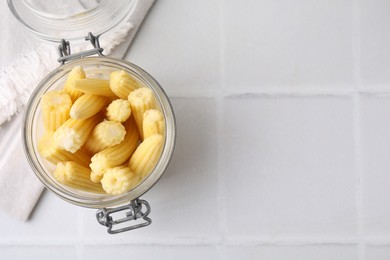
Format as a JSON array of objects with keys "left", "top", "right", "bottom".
[
  {"left": 64, "top": 66, "right": 86, "bottom": 102},
  {"left": 53, "top": 113, "right": 101, "bottom": 153},
  {"left": 129, "top": 134, "right": 163, "bottom": 178},
  {"left": 128, "top": 87, "right": 157, "bottom": 139},
  {"left": 109, "top": 70, "right": 139, "bottom": 99},
  {"left": 101, "top": 166, "right": 139, "bottom": 195},
  {"left": 38, "top": 66, "right": 168, "bottom": 195},
  {"left": 54, "top": 162, "right": 104, "bottom": 193},
  {"left": 90, "top": 118, "right": 140, "bottom": 183},
  {"left": 70, "top": 94, "right": 107, "bottom": 119},
  {"left": 38, "top": 132, "right": 90, "bottom": 167},
  {"left": 106, "top": 99, "right": 131, "bottom": 122},
  {"left": 41, "top": 90, "right": 72, "bottom": 132},
  {"left": 84, "top": 121, "right": 126, "bottom": 155},
  {"left": 73, "top": 78, "right": 117, "bottom": 98},
  {"left": 143, "top": 109, "right": 165, "bottom": 139}
]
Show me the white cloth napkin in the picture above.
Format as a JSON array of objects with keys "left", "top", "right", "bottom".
[{"left": 0, "top": 0, "right": 155, "bottom": 221}]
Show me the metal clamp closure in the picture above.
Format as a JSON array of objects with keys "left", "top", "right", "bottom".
[
  {"left": 96, "top": 199, "right": 152, "bottom": 234},
  {"left": 58, "top": 32, "right": 104, "bottom": 65}
]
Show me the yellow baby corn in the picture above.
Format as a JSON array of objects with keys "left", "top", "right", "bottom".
[
  {"left": 90, "top": 118, "right": 139, "bottom": 183},
  {"left": 64, "top": 66, "right": 86, "bottom": 102},
  {"left": 84, "top": 121, "right": 126, "bottom": 155},
  {"left": 143, "top": 109, "right": 165, "bottom": 139},
  {"left": 109, "top": 70, "right": 139, "bottom": 99},
  {"left": 54, "top": 162, "right": 104, "bottom": 193},
  {"left": 38, "top": 132, "right": 91, "bottom": 167},
  {"left": 106, "top": 99, "right": 132, "bottom": 122},
  {"left": 101, "top": 166, "right": 139, "bottom": 195},
  {"left": 70, "top": 94, "right": 107, "bottom": 119},
  {"left": 41, "top": 90, "right": 72, "bottom": 132},
  {"left": 128, "top": 87, "right": 157, "bottom": 139},
  {"left": 129, "top": 134, "right": 163, "bottom": 178},
  {"left": 53, "top": 113, "right": 101, "bottom": 153},
  {"left": 73, "top": 78, "right": 117, "bottom": 98}
]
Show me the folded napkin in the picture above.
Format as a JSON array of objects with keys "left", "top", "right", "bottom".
[{"left": 0, "top": 0, "right": 155, "bottom": 221}]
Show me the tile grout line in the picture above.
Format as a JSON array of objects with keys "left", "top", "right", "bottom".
[
  {"left": 216, "top": 0, "right": 227, "bottom": 258},
  {"left": 352, "top": 0, "right": 365, "bottom": 258},
  {"left": 365, "top": 238, "right": 390, "bottom": 246},
  {"left": 0, "top": 237, "right": 362, "bottom": 246},
  {"left": 353, "top": 92, "right": 365, "bottom": 260},
  {"left": 169, "top": 88, "right": 390, "bottom": 100}
]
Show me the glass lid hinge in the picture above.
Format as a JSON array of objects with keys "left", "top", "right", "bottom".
[{"left": 57, "top": 32, "right": 104, "bottom": 65}]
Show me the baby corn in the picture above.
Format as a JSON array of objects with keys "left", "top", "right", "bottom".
[
  {"left": 143, "top": 109, "right": 165, "bottom": 138},
  {"left": 38, "top": 132, "right": 91, "bottom": 167},
  {"left": 90, "top": 118, "right": 139, "bottom": 183},
  {"left": 70, "top": 94, "right": 107, "bottom": 119},
  {"left": 64, "top": 66, "right": 86, "bottom": 102},
  {"left": 53, "top": 113, "right": 101, "bottom": 153},
  {"left": 73, "top": 78, "right": 117, "bottom": 98},
  {"left": 84, "top": 121, "right": 126, "bottom": 154},
  {"left": 109, "top": 70, "right": 139, "bottom": 99},
  {"left": 128, "top": 87, "right": 157, "bottom": 139},
  {"left": 101, "top": 166, "right": 139, "bottom": 195},
  {"left": 106, "top": 99, "right": 132, "bottom": 122},
  {"left": 41, "top": 90, "right": 72, "bottom": 132},
  {"left": 54, "top": 162, "right": 104, "bottom": 193},
  {"left": 129, "top": 134, "right": 163, "bottom": 178}
]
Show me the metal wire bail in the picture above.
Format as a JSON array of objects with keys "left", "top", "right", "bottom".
[
  {"left": 57, "top": 32, "right": 104, "bottom": 65},
  {"left": 96, "top": 198, "right": 152, "bottom": 234}
]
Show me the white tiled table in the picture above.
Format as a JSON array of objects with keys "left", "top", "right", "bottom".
[{"left": 1, "top": 0, "right": 390, "bottom": 259}]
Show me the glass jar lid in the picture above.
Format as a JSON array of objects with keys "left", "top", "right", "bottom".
[{"left": 7, "top": 0, "right": 137, "bottom": 42}]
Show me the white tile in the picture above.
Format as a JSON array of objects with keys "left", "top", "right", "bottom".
[
  {"left": 223, "top": 0, "right": 354, "bottom": 90},
  {"left": 0, "top": 246, "right": 77, "bottom": 260},
  {"left": 0, "top": 190, "right": 78, "bottom": 238},
  {"left": 366, "top": 246, "right": 390, "bottom": 260},
  {"left": 83, "top": 98, "right": 219, "bottom": 238},
  {"left": 359, "top": 0, "right": 390, "bottom": 86},
  {"left": 125, "top": 0, "right": 220, "bottom": 96},
  {"left": 84, "top": 245, "right": 219, "bottom": 260},
  {"left": 223, "top": 96, "right": 356, "bottom": 237},
  {"left": 360, "top": 96, "right": 390, "bottom": 235},
  {"left": 225, "top": 245, "right": 358, "bottom": 260}
]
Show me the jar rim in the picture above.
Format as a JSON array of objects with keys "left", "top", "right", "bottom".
[
  {"left": 22, "top": 56, "right": 176, "bottom": 208},
  {"left": 7, "top": 0, "right": 137, "bottom": 43}
]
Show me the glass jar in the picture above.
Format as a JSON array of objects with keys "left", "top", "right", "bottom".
[
  {"left": 8, "top": 0, "right": 177, "bottom": 233},
  {"left": 7, "top": 0, "right": 137, "bottom": 42},
  {"left": 22, "top": 53, "right": 176, "bottom": 233}
]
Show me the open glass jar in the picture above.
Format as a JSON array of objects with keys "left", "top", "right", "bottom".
[{"left": 9, "top": 0, "right": 176, "bottom": 233}]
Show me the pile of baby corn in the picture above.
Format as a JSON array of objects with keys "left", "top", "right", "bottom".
[{"left": 38, "top": 66, "right": 165, "bottom": 195}]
